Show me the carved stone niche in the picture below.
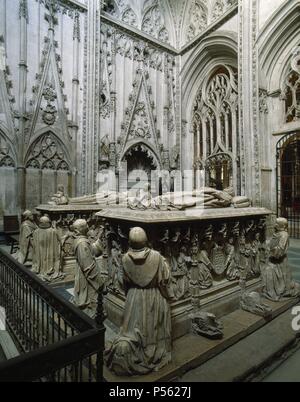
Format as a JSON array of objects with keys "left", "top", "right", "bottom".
[{"left": 96, "top": 206, "right": 271, "bottom": 339}]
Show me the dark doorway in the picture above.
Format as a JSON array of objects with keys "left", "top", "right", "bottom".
[
  {"left": 277, "top": 132, "right": 300, "bottom": 238},
  {"left": 121, "top": 144, "right": 159, "bottom": 196}
]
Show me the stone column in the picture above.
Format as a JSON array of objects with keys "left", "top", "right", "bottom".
[
  {"left": 71, "top": 10, "right": 81, "bottom": 196},
  {"left": 83, "top": 0, "right": 101, "bottom": 195},
  {"left": 238, "top": 0, "right": 261, "bottom": 205},
  {"left": 17, "top": 0, "right": 29, "bottom": 212}
]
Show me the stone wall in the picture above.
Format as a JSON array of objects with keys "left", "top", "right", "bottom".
[{"left": 0, "top": 0, "right": 299, "bottom": 219}]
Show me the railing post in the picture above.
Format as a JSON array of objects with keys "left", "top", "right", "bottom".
[{"left": 95, "top": 290, "right": 106, "bottom": 382}]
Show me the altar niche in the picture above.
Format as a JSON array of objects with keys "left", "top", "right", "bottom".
[
  {"left": 119, "top": 144, "right": 161, "bottom": 196},
  {"left": 97, "top": 207, "right": 271, "bottom": 339}
]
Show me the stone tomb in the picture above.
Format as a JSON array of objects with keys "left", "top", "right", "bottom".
[
  {"left": 97, "top": 207, "right": 272, "bottom": 339},
  {"left": 35, "top": 204, "right": 104, "bottom": 281}
]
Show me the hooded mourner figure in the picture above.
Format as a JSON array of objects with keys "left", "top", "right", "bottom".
[
  {"left": 262, "top": 218, "right": 300, "bottom": 301},
  {"left": 32, "top": 216, "right": 63, "bottom": 282},
  {"left": 105, "top": 227, "right": 172, "bottom": 376},
  {"left": 17, "top": 210, "right": 37, "bottom": 265},
  {"left": 73, "top": 219, "right": 104, "bottom": 318}
]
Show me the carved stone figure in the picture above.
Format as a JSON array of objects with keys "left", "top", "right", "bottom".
[
  {"left": 197, "top": 249, "right": 213, "bottom": 289},
  {"left": 32, "top": 216, "right": 64, "bottom": 282},
  {"left": 67, "top": 187, "right": 252, "bottom": 210},
  {"left": 99, "top": 134, "right": 110, "bottom": 160},
  {"left": 191, "top": 312, "right": 223, "bottom": 340},
  {"left": 225, "top": 237, "right": 239, "bottom": 281},
  {"left": 240, "top": 291, "right": 272, "bottom": 318},
  {"left": 109, "top": 240, "right": 123, "bottom": 295},
  {"left": 105, "top": 227, "right": 172, "bottom": 376},
  {"left": 262, "top": 218, "right": 300, "bottom": 301},
  {"left": 73, "top": 219, "right": 104, "bottom": 318},
  {"left": 237, "top": 233, "right": 252, "bottom": 289},
  {"left": 171, "top": 247, "right": 190, "bottom": 300},
  {"left": 17, "top": 210, "right": 37, "bottom": 266},
  {"left": 250, "top": 233, "right": 262, "bottom": 277},
  {"left": 48, "top": 185, "right": 69, "bottom": 206},
  {"left": 196, "top": 227, "right": 213, "bottom": 289},
  {"left": 87, "top": 224, "right": 98, "bottom": 242}
]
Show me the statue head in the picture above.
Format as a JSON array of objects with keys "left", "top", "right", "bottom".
[
  {"left": 224, "top": 187, "right": 235, "bottom": 197},
  {"left": 23, "top": 210, "right": 34, "bottom": 221},
  {"left": 39, "top": 216, "right": 51, "bottom": 229},
  {"left": 58, "top": 185, "right": 65, "bottom": 194},
  {"left": 275, "top": 218, "right": 288, "bottom": 232},
  {"left": 129, "top": 227, "right": 148, "bottom": 250},
  {"left": 73, "top": 219, "right": 89, "bottom": 236},
  {"left": 180, "top": 246, "right": 187, "bottom": 254}
]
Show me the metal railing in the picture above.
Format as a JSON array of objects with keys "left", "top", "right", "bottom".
[{"left": 0, "top": 248, "right": 105, "bottom": 382}]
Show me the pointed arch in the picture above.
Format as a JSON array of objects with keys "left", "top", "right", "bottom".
[
  {"left": 258, "top": 0, "right": 300, "bottom": 92},
  {"left": 181, "top": 32, "right": 238, "bottom": 190},
  {"left": 25, "top": 130, "right": 72, "bottom": 171},
  {"left": 119, "top": 69, "right": 161, "bottom": 165},
  {"left": 0, "top": 128, "right": 17, "bottom": 167},
  {"left": 121, "top": 140, "right": 162, "bottom": 169},
  {"left": 181, "top": 31, "right": 238, "bottom": 122}
]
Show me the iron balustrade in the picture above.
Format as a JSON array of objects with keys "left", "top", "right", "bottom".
[
  {"left": 276, "top": 132, "right": 300, "bottom": 239},
  {"left": 0, "top": 248, "right": 105, "bottom": 382}
]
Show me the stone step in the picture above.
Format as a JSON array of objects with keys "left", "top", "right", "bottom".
[
  {"left": 179, "top": 306, "right": 300, "bottom": 382},
  {"left": 104, "top": 298, "right": 300, "bottom": 382}
]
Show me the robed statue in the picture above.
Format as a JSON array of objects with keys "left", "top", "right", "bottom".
[
  {"left": 262, "top": 218, "right": 300, "bottom": 301},
  {"left": 105, "top": 227, "right": 172, "bottom": 376},
  {"left": 72, "top": 219, "right": 104, "bottom": 318},
  {"left": 17, "top": 210, "right": 37, "bottom": 266},
  {"left": 32, "top": 216, "right": 64, "bottom": 282}
]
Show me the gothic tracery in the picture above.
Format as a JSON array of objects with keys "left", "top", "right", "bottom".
[
  {"left": 193, "top": 65, "right": 239, "bottom": 190},
  {"left": 26, "top": 133, "right": 70, "bottom": 171}
]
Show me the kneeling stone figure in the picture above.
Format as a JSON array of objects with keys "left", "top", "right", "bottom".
[
  {"left": 105, "top": 227, "right": 172, "bottom": 376},
  {"left": 262, "top": 218, "right": 300, "bottom": 302},
  {"left": 73, "top": 219, "right": 104, "bottom": 318}
]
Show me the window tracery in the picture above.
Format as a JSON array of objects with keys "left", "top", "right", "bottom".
[{"left": 193, "top": 65, "right": 239, "bottom": 190}]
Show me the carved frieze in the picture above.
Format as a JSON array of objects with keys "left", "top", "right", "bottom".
[
  {"left": 186, "top": 1, "right": 207, "bottom": 42},
  {"left": 101, "top": 214, "right": 267, "bottom": 303},
  {"left": 107, "top": 22, "right": 169, "bottom": 72},
  {"left": 212, "top": 0, "right": 238, "bottom": 22},
  {"left": 35, "top": 0, "right": 86, "bottom": 18}
]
